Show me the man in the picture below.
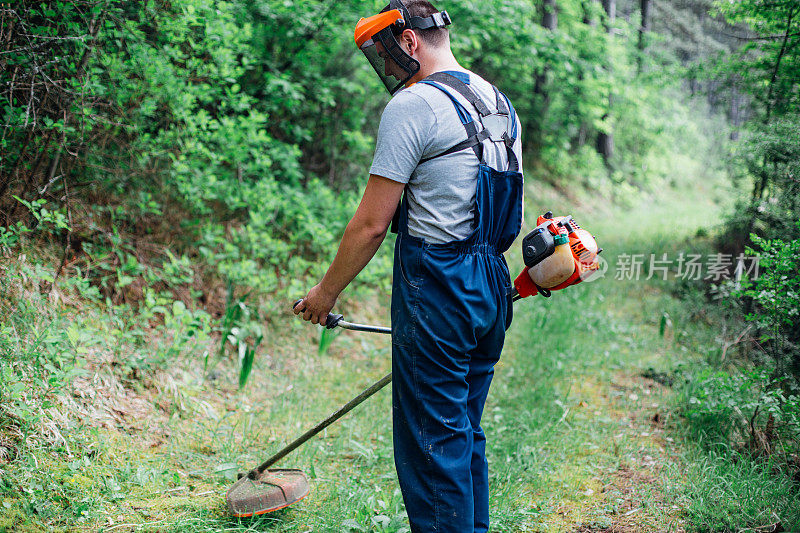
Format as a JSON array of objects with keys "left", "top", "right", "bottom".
[{"left": 294, "top": 1, "right": 523, "bottom": 531}]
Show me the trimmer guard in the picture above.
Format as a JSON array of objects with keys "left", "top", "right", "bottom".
[{"left": 226, "top": 468, "right": 310, "bottom": 517}]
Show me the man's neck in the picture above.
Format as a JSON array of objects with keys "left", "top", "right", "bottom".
[{"left": 409, "top": 49, "right": 462, "bottom": 85}]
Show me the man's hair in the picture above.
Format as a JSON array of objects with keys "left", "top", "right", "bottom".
[{"left": 396, "top": 0, "right": 449, "bottom": 48}]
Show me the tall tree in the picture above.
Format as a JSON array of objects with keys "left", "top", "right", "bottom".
[
  {"left": 573, "top": 1, "right": 598, "bottom": 153},
  {"left": 531, "top": 0, "right": 558, "bottom": 156},
  {"left": 729, "top": 84, "right": 744, "bottom": 141},
  {"left": 637, "top": 0, "right": 650, "bottom": 74},
  {"left": 596, "top": 0, "right": 615, "bottom": 166},
  {"left": 714, "top": 0, "right": 800, "bottom": 243},
  {"left": 542, "top": 0, "right": 558, "bottom": 31},
  {"left": 601, "top": 0, "right": 614, "bottom": 28}
]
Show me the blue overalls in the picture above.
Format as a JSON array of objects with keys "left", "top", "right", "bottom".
[{"left": 391, "top": 72, "right": 523, "bottom": 533}]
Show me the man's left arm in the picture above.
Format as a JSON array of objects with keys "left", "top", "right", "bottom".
[{"left": 294, "top": 174, "right": 405, "bottom": 325}]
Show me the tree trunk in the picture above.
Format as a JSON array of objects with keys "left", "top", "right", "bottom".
[
  {"left": 601, "top": 0, "right": 615, "bottom": 31},
  {"left": 542, "top": 0, "right": 558, "bottom": 32},
  {"left": 573, "top": 1, "right": 599, "bottom": 153},
  {"left": 596, "top": 0, "right": 615, "bottom": 167},
  {"left": 596, "top": 120, "right": 614, "bottom": 165},
  {"left": 751, "top": 6, "right": 795, "bottom": 204},
  {"left": 637, "top": 0, "right": 651, "bottom": 74},
  {"left": 531, "top": 0, "right": 558, "bottom": 156},
  {"left": 729, "top": 85, "right": 742, "bottom": 141},
  {"left": 764, "top": 6, "right": 795, "bottom": 124},
  {"left": 689, "top": 77, "right": 698, "bottom": 96}
]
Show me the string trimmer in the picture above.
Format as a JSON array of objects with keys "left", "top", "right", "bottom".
[{"left": 225, "top": 211, "right": 601, "bottom": 517}]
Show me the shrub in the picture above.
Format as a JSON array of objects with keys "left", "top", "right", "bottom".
[
  {"left": 678, "top": 368, "right": 800, "bottom": 458},
  {"left": 736, "top": 223, "right": 800, "bottom": 380}
]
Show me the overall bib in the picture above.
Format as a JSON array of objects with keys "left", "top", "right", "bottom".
[{"left": 391, "top": 72, "right": 523, "bottom": 533}]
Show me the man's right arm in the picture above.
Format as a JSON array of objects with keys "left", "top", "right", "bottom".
[
  {"left": 294, "top": 174, "right": 404, "bottom": 325},
  {"left": 295, "top": 91, "right": 429, "bottom": 325}
]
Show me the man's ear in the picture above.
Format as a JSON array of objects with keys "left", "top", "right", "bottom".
[{"left": 400, "top": 29, "right": 418, "bottom": 55}]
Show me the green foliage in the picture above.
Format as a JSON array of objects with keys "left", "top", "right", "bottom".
[
  {"left": 742, "top": 229, "right": 800, "bottom": 332},
  {"left": 708, "top": 0, "right": 800, "bottom": 390},
  {"left": 735, "top": 225, "right": 800, "bottom": 377},
  {"left": 0, "top": 222, "right": 30, "bottom": 252},
  {"left": 333, "top": 483, "right": 409, "bottom": 532},
  {"left": 0, "top": 0, "right": 731, "bottom": 328},
  {"left": 0, "top": 197, "right": 69, "bottom": 252},
  {"left": 720, "top": 116, "right": 800, "bottom": 255},
  {"left": 450, "top": 0, "right": 690, "bottom": 189},
  {"left": 711, "top": 0, "right": 800, "bottom": 243},
  {"left": 679, "top": 368, "right": 800, "bottom": 449},
  {"left": 83, "top": 0, "right": 384, "bottom": 307},
  {"left": 712, "top": 0, "right": 800, "bottom": 122},
  {"left": 214, "top": 284, "right": 264, "bottom": 388},
  {"left": 13, "top": 197, "right": 70, "bottom": 234},
  {"left": 0, "top": 1, "right": 105, "bottom": 219},
  {"left": 0, "top": 263, "right": 84, "bottom": 465}
]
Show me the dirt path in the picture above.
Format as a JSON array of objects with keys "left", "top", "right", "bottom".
[
  {"left": 557, "top": 372, "right": 685, "bottom": 532},
  {"left": 491, "top": 282, "right": 691, "bottom": 532},
  {"left": 489, "top": 184, "right": 730, "bottom": 532}
]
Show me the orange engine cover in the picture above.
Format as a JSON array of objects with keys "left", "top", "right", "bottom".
[{"left": 514, "top": 213, "right": 601, "bottom": 298}]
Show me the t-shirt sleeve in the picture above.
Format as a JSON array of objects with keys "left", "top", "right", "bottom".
[{"left": 369, "top": 90, "right": 436, "bottom": 184}]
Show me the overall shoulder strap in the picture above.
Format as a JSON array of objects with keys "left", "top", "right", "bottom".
[
  {"left": 419, "top": 72, "right": 520, "bottom": 171},
  {"left": 492, "top": 85, "right": 519, "bottom": 173},
  {"left": 424, "top": 71, "right": 493, "bottom": 116},
  {"left": 418, "top": 76, "right": 484, "bottom": 163},
  {"left": 391, "top": 74, "right": 486, "bottom": 234}
]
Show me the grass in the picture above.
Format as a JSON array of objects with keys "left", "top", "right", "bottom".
[
  {"left": 2, "top": 178, "right": 799, "bottom": 532},
  {"left": 667, "top": 447, "right": 800, "bottom": 532}
]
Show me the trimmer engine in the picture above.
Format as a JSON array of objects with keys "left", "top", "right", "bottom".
[{"left": 514, "top": 211, "right": 602, "bottom": 298}]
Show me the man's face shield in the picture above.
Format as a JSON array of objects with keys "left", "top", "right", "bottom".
[{"left": 355, "top": 10, "right": 420, "bottom": 95}]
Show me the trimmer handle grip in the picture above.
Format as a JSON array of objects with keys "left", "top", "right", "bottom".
[
  {"left": 325, "top": 314, "right": 343, "bottom": 329},
  {"left": 292, "top": 299, "right": 343, "bottom": 329}
]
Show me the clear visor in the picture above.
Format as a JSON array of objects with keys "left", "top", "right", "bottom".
[{"left": 359, "top": 29, "right": 419, "bottom": 95}]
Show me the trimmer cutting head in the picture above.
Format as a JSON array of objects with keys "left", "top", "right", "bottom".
[
  {"left": 226, "top": 469, "right": 310, "bottom": 517},
  {"left": 225, "top": 309, "right": 392, "bottom": 517}
]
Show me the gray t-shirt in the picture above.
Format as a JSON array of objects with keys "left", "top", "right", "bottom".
[{"left": 369, "top": 69, "right": 523, "bottom": 244}]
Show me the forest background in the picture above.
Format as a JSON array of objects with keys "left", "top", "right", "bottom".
[{"left": 0, "top": 0, "right": 799, "bottom": 531}]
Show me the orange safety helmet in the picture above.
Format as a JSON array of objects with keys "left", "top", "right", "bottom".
[{"left": 354, "top": 0, "right": 451, "bottom": 94}]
